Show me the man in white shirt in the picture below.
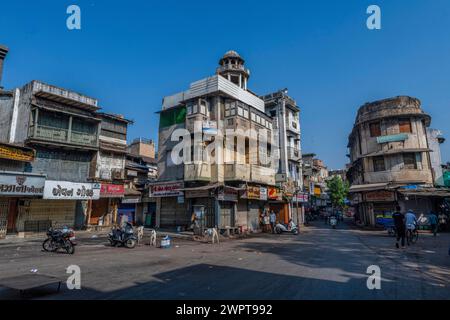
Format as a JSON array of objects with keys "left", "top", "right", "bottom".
[{"left": 405, "top": 210, "right": 417, "bottom": 230}]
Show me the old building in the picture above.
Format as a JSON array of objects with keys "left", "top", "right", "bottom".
[
  {"left": 128, "top": 138, "right": 156, "bottom": 159},
  {"left": 87, "top": 113, "right": 132, "bottom": 229},
  {"left": 154, "top": 51, "right": 294, "bottom": 233},
  {"left": 263, "top": 90, "right": 305, "bottom": 223},
  {"left": 347, "top": 96, "right": 449, "bottom": 226},
  {"left": 122, "top": 139, "right": 158, "bottom": 227},
  {"left": 302, "top": 153, "right": 329, "bottom": 209},
  {"left": 0, "top": 80, "right": 102, "bottom": 234}
]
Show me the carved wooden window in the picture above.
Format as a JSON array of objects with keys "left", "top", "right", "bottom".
[
  {"left": 399, "top": 118, "right": 412, "bottom": 133},
  {"left": 373, "top": 156, "right": 385, "bottom": 172},
  {"left": 369, "top": 122, "right": 381, "bottom": 137}
]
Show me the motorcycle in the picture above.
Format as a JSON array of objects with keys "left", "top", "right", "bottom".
[
  {"left": 108, "top": 222, "right": 137, "bottom": 248},
  {"left": 42, "top": 226, "right": 76, "bottom": 254},
  {"left": 274, "top": 221, "right": 299, "bottom": 235},
  {"left": 329, "top": 216, "right": 338, "bottom": 229}
]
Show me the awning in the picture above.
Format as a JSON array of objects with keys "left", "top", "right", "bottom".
[
  {"left": 180, "top": 184, "right": 245, "bottom": 192},
  {"left": 349, "top": 183, "right": 389, "bottom": 193},
  {"left": 398, "top": 188, "right": 450, "bottom": 198},
  {"left": 362, "top": 148, "right": 431, "bottom": 158}
]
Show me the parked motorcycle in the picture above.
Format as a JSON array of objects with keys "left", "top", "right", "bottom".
[
  {"left": 274, "top": 220, "right": 299, "bottom": 235},
  {"left": 42, "top": 226, "right": 76, "bottom": 254},
  {"left": 108, "top": 222, "right": 137, "bottom": 248}
]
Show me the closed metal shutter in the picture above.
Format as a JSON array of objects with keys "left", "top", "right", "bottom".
[
  {"left": 219, "top": 203, "right": 235, "bottom": 228},
  {"left": 16, "top": 200, "right": 77, "bottom": 232},
  {"left": 160, "top": 197, "right": 188, "bottom": 228},
  {"left": 0, "top": 199, "right": 8, "bottom": 239},
  {"left": 248, "top": 202, "right": 260, "bottom": 231}
]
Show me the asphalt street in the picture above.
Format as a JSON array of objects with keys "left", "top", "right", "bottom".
[{"left": 0, "top": 219, "right": 449, "bottom": 300}]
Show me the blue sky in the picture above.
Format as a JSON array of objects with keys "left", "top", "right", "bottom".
[{"left": 1, "top": 0, "right": 449, "bottom": 169}]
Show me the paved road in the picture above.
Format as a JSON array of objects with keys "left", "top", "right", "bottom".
[{"left": 0, "top": 220, "right": 449, "bottom": 299}]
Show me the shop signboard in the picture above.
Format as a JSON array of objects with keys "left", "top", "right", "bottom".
[
  {"left": 268, "top": 187, "right": 282, "bottom": 201},
  {"left": 185, "top": 189, "right": 211, "bottom": 199},
  {"left": 100, "top": 184, "right": 125, "bottom": 198},
  {"left": 0, "top": 173, "right": 45, "bottom": 196},
  {"left": 314, "top": 186, "right": 321, "bottom": 196},
  {"left": 0, "top": 144, "right": 35, "bottom": 162},
  {"left": 259, "top": 187, "right": 268, "bottom": 201},
  {"left": 121, "top": 197, "right": 140, "bottom": 204},
  {"left": 443, "top": 171, "right": 450, "bottom": 187},
  {"left": 151, "top": 182, "right": 183, "bottom": 197},
  {"left": 243, "top": 186, "right": 260, "bottom": 200},
  {"left": 376, "top": 133, "right": 408, "bottom": 144},
  {"left": 293, "top": 193, "right": 309, "bottom": 203},
  {"left": 364, "top": 190, "right": 395, "bottom": 202},
  {"left": 43, "top": 181, "right": 101, "bottom": 200},
  {"left": 217, "top": 187, "right": 238, "bottom": 202}
]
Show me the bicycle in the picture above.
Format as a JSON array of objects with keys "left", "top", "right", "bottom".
[{"left": 406, "top": 224, "right": 418, "bottom": 245}]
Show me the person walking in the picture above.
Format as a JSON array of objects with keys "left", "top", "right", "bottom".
[
  {"left": 428, "top": 211, "right": 438, "bottom": 237},
  {"left": 269, "top": 210, "right": 277, "bottom": 234},
  {"left": 392, "top": 206, "right": 406, "bottom": 249},
  {"left": 264, "top": 212, "right": 270, "bottom": 233}
]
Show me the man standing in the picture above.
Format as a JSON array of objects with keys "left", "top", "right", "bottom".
[
  {"left": 428, "top": 211, "right": 438, "bottom": 237},
  {"left": 270, "top": 210, "right": 277, "bottom": 234},
  {"left": 392, "top": 206, "right": 405, "bottom": 249}
]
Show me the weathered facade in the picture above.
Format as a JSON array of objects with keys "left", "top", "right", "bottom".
[
  {"left": 262, "top": 90, "right": 305, "bottom": 224},
  {"left": 347, "top": 96, "right": 448, "bottom": 226},
  {"left": 87, "top": 113, "right": 132, "bottom": 229},
  {"left": 0, "top": 80, "right": 101, "bottom": 233},
  {"left": 154, "top": 51, "right": 303, "bottom": 233}
]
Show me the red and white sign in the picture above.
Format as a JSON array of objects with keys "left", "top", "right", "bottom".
[
  {"left": 151, "top": 182, "right": 183, "bottom": 197},
  {"left": 100, "top": 184, "right": 125, "bottom": 198}
]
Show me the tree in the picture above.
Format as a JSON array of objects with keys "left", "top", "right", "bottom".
[{"left": 326, "top": 176, "right": 349, "bottom": 208}]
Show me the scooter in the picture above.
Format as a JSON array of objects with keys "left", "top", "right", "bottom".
[
  {"left": 329, "top": 216, "right": 338, "bottom": 229},
  {"left": 274, "top": 221, "right": 299, "bottom": 235},
  {"left": 108, "top": 222, "right": 137, "bottom": 248}
]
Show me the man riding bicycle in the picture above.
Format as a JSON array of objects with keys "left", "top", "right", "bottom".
[{"left": 405, "top": 209, "right": 418, "bottom": 245}]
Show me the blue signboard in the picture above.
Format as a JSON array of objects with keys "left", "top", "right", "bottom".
[{"left": 376, "top": 133, "right": 409, "bottom": 144}]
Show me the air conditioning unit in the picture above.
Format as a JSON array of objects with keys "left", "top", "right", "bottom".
[{"left": 111, "top": 169, "right": 125, "bottom": 180}]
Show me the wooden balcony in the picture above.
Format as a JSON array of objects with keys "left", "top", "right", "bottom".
[{"left": 30, "top": 125, "right": 98, "bottom": 148}]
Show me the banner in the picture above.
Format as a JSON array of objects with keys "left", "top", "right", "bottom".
[
  {"left": 100, "top": 184, "right": 125, "bottom": 198},
  {"left": 0, "top": 173, "right": 45, "bottom": 196},
  {"left": 44, "top": 181, "right": 100, "bottom": 200},
  {"left": 151, "top": 182, "right": 183, "bottom": 197}
]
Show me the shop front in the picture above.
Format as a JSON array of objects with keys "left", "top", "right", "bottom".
[
  {"left": 240, "top": 185, "right": 268, "bottom": 232},
  {"left": 24, "top": 180, "right": 102, "bottom": 234},
  {"left": 0, "top": 172, "right": 45, "bottom": 238},
  {"left": 267, "top": 186, "right": 289, "bottom": 224},
  {"left": 217, "top": 186, "right": 239, "bottom": 229},
  {"left": 89, "top": 183, "right": 125, "bottom": 228},
  {"left": 151, "top": 181, "right": 186, "bottom": 228}
]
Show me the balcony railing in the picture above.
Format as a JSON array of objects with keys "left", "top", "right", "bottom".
[
  {"left": 35, "top": 125, "right": 68, "bottom": 142},
  {"left": 71, "top": 130, "right": 97, "bottom": 146},
  {"left": 31, "top": 125, "right": 97, "bottom": 148}
]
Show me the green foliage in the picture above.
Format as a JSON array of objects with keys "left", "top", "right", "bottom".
[{"left": 326, "top": 176, "right": 349, "bottom": 208}]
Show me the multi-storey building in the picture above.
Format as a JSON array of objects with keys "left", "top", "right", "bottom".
[
  {"left": 0, "top": 45, "right": 134, "bottom": 235},
  {"left": 262, "top": 90, "right": 305, "bottom": 221},
  {"left": 154, "top": 51, "right": 299, "bottom": 232},
  {"left": 302, "top": 153, "right": 329, "bottom": 208},
  {"left": 347, "top": 96, "right": 449, "bottom": 225},
  {"left": 88, "top": 113, "right": 132, "bottom": 229},
  {"left": 0, "top": 80, "right": 101, "bottom": 233}
]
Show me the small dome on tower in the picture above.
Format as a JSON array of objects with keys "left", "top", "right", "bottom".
[{"left": 219, "top": 50, "right": 245, "bottom": 65}]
